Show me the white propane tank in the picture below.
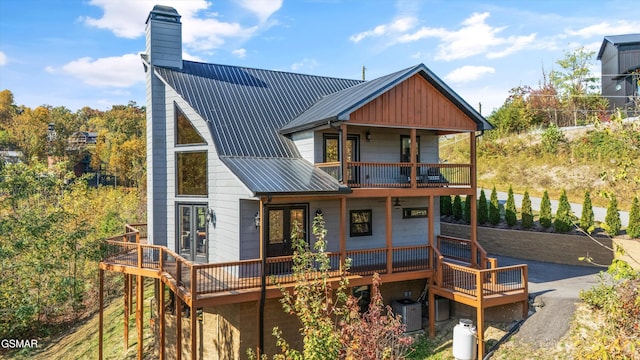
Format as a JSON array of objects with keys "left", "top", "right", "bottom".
[{"left": 452, "top": 319, "right": 477, "bottom": 360}]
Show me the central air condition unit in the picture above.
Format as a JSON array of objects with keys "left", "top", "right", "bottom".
[{"left": 392, "top": 299, "right": 422, "bottom": 332}]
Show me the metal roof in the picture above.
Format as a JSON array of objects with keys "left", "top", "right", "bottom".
[
  {"left": 280, "top": 63, "right": 492, "bottom": 134},
  {"left": 597, "top": 33, "right": 640, "bottom": 59},
  {"left": 154, "top": 61, "right": 360, "bottom": 195},
  {"left": 221, "top": 157, "right": 350, "bottom": 195}
]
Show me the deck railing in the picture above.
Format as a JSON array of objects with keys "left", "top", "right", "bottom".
[
  {"left": 315, "top": 161, "right": 471, "bottom": 188},
  {"left": 437, "top": 235, "right": 496, "bottom": 270},
  {"left": 102, "top": 234, "right": 431, "bottom": 299}
]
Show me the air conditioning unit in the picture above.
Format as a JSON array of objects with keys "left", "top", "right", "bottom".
[{"left": 392, "top": 299, "right": 422, "bottom": 332}]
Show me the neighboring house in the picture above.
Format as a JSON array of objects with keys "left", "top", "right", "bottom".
[
  {"left": 99, "top": 5, "right": 528, "bottom": 359},
  {"left": 597, "top": 33, "right": 640, "bottom": 112}
]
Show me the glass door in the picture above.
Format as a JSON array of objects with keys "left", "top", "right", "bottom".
[{"left": 178, "top": 204, "right": 208, "bottom": 262}]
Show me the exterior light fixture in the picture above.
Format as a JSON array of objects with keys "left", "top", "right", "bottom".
[
  {"left": 365, "top": 130, "right": 372, "bottom": 142},
  {"left": 207, "top": 208, "right": 216, "bottom": 228},
  {"left": 393, "top": 197, "right": 402, "bottom": 209},
  {"left": 254, "top": 212, "right": 260, "bottom": 229},
  {"left": 315, "top": 208, "right": 323, "bottom": 217}
]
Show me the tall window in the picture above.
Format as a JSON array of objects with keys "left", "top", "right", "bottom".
[
  {"left": 177, "top": 151, "right": 207, "bottom": 195},
  {"left": 400, "top": 135, "right": 420, "bottom": 163},
  {"left": 176, "top": 104, "right": 205, "bottom": 145},
  {"left": 324, "top": 134, "right": 359, "bottom": 182}
]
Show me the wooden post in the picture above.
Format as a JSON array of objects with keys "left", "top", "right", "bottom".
[
  {"left": 340, "top": 197, "right": 347, "bottom": 270},
  {"left": 341, "top": 123, "right": 348, "bottom": 184},
  {"left": 136, "top": 275, "right": 143, "bottom": 360},
  {"left": 476, "top": 270, "right": 485, "bottom": 358},
  {"left": 410, "top": 128, "right": 417, "bottom": 188},
  {"left": 428, "top": 285, "right": 435, "bottom": 338},
  {"left": 124, "top": 274, "right": 129, "bottom": 351},
  {"left": 470, "top": 132, "right": 478, "bottom": 268},
  {"left": 159, "top": 284, "right": 165, "bottom": 360},
  {"left": 128, "top": 274, "right": 134, "bottom": 316},
  {"left": 99, "top": 269, "right": 104, "bottom": 360},
  {"left": 428, "top": 196, "right": 434, "bottom": 248},
  {"left": 176, "top": 296, "right": 183, "bottom": 360},
  {"left": 190, "top": 267, "right": 197, "bottom": 359},
  {"left": 386, "top": 196, "right": 393, "bottom": 274}
]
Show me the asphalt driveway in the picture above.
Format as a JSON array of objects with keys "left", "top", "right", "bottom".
[{"left": 492, "top": 255, "right": 602, "bottom": 347}]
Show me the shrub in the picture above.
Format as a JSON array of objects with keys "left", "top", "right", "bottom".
[
  {"left": 541, "top": 124, "right": 565, "bottom": 153},
  {"left": 539, "top": 190, "right": 552, "bottom": 228},
  {"left": 477, "top": 189, "right": 488, "bottom": 225},
  {"left": 440, "top": 196, "right": 452, "bottom": 217},
  {"left": 554, "top": 189, "right": 573, "bottom": 233},
  {"left": 464, "top": 195, "right": 471, "bottom": 224},
  {"left": 627, "top": 196, "right": 640, "bottom": 239},
  {"left": 489, "top": 186, "right": 500, "bottom": 225},
  {"left": 604, "top": 195, "right": 621, "bottom": 237},
  {"left": 580, "top": 191, "right": 595, "bottom": 233},
  {"left": 452, "top": 195, "right": 462, "bottom": 221},
  {"left": 521, "top": 191, "right": 533, "bottom": 229},
  {"left": 505, "top": 185, "right": 517, "bottom": 226}
]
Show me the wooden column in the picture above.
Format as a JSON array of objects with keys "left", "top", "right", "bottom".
[
  {"left": 136, "top": 275, "right": 143, "bottom": 360},
  {"left": 128, "top": 274, "right": 134, "bottom": 315},
  {"left": 99, "top": 269, "right": 104, "bottom": 360},
  {"left": 410, "top": 128, "right": 417, "bottom": 188},
  {"left": 386, "top": 196, "right": 393, "bottom": 274},
  {"left": 470, "top": 132, "right": 478, "bottom": 268},
  {"left": 124, "top": 274, "right": 129, "bottom": 351},
  {"left": 190, "top": 305, "right": 197, "bottom": 360},
  {"left": 340, "top": 197, "right": 347, "bottom": 270},
  {"left": 428, "top": 196, "right": 434, "bottom": 248},
  {"left": 428, "top": 285, "right": 435, "bottom": 338},
  {"left": 341, "top": 123, "right": 348, "bottom": 183},
  {"left": 176, "top": 296, "right": 183, "bottom": 360},
  {"left": 159, "top": 284, "right": 165, "bottom": 360},
  {"left": 476, "top": 269, "right": 485, "bottom": 358}
]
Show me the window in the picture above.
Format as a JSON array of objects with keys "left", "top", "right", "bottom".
[
  {"left": 323, "top": 134, "right": 359, "bottom": 182},
  {"left": 400, "top": 135, "right": 420, "bottom": 163},
  {"left": 350, "top": 209, "right": 372, "bottom": 237},
  {"left": 402, "top": 207, "right": 428, "bottom": 219},
  {"left": 353, "top": 285, "right": 371, "bottom": 313},
  {"left": 177, "top": 151, "right": 207, "bottom": 196},
  {"left": 176, "top": 104, "right": 205, "bottom": 145}
]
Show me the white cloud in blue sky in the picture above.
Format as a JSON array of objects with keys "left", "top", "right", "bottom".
[{"left": 0, "top": 0, "right": 639, "bottom": 114}]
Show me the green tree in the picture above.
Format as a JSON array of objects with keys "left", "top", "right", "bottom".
[
  {"left": 477, "top": 189, "right": 488, "bottom": 225},
  {"left": 452, "top": 195, "right": 462, "bottom": 221},
  {"left": 540, "top": 190, "right": 552, "bottom": 228},
  {"left": 464, "top": 195, "right": 472, "bottom": 224},
  {"left": 580, "top": 191, "right": 595, "bottom": 233},
  {"left": 521, "top": 191, "right": 533, "bottom": 229},
  {"left": 628, "top": 197, "right": 640, "bottom": 239},
  {"left": 541, "top": 124, "right": 565, "bottom": 153},
  {"left": 604, "top": 195, "right": 621, "bottom": 237},
  {"left": 554, "top": 189, "right": 572, "bottom": 233},
  {"left": 505, "top": 185, "right": 517, "bottom": 226},
  {"left": 489, "top": 186, "right": 500, "bottom": 225},
  {"left": 440, "top": 195, "right": 452, "bottom": 217}
]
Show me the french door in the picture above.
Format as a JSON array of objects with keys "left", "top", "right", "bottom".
[{"left": 178, "top": 204, "right": 208, "bottom": 263}]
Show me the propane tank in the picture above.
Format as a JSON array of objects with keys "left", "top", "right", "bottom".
[{"left": 453, "top": 319, "right": 477, "bottom": 360}]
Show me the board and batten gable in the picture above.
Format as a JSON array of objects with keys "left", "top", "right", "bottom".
[{"left": 348, "top": 74, "right": 478, "bottom": 132}]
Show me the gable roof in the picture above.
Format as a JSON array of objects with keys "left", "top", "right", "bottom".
[
  {"left": 153, "top": 60, "right": 361, "bottom": 195},
  {"left": 597, "top": 33, "right": 640, "bottom": 60},
  {"left": 280, "top": 63, "right": 492, "bottom": 134}
]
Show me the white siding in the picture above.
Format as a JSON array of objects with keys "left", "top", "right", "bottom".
[{"left": 291, "top": 130, "right": 314, "bottom": 163}]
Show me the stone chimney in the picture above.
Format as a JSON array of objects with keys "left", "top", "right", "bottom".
[{"left": 145, "top": 5, "right": 182, "bottom": 69}]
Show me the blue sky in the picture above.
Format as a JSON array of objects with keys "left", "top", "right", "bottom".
[{"left": 1, "top": 0, "right": 638, "bottom": 115}]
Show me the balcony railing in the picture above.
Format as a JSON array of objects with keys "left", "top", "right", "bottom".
[
  {"left": 315, "top": 161, "right": 471, "bottom": 188},
  {"left": 102, "top": 236, "right": 432, "bottom": 299}
]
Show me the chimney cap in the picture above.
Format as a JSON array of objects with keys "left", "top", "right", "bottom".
[{"left": 146, "top": 5, "right": 181, "bottom": 24}]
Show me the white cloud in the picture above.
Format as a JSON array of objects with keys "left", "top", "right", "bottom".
[
  {"left": 182, "top": 51, "right": 205, "bottom": 62},
  {"left": 398, "top": 12, "right": 537, "bottom": 61},
  {"left": 0, "top": 51, "right": 7, "bottom": 66},
  {"left": 291, "top": 58, "right": 319, "bottom": 72},
  {"left": 566, "top": 20, "right": 640, "bottom": 38},
  {"left": 350, "top": 16, "right": 417, "bottom": 43},
  {"left": 232, "top": 48, "right": 247, "bottom": 58},
  {"left": 57, "top": 53, "right": 144, "bottom": 87},
  {"left": 82, "top": 0, "right": 279, "bottom": 52},
  {"left": 445, "top": 65, "right": 495, "bottom": 83},
  {"left": 237, "top": 0, "right": 282, "bottom": 22}
]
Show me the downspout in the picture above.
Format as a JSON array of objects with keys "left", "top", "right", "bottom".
[
  {"left": 328, "top": 120, "right": 344, "bottom": 183},
  {"left": 258, "top": 195, "right": 271, "bottom": 355}
]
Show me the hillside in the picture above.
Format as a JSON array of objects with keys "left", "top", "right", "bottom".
[{"left": 441, "top": 119, "right": 640, "bottom": 211}]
